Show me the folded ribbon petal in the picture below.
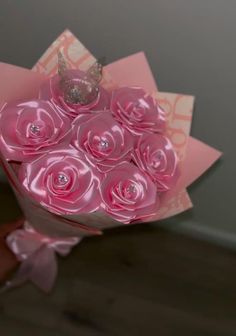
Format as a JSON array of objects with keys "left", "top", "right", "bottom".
[{"left": 3, "top": 222, "right": 81, "bottom": 292}]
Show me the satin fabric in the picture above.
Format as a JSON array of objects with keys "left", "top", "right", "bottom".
[{"left": 4, "top": 222, "right": 80, "bottom": 292}]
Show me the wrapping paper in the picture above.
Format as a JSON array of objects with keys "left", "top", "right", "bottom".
[{"left": 0, "top": 30, "right": 221, "bottom": 287}]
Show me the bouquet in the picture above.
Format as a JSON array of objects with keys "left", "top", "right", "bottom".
[{"left": 0, "top": 30, "right": 221, "bottom": 292}]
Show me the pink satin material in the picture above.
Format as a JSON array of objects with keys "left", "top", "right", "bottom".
[
  {"left": 71, "top": 111, "right": 134, "bottom": 172},
  {"left": 0, "top": 99, "right": 72, "bottom": 162},
  {"left": 18, "top": 146, "right": 102, "bottom": 215},
  {"left": 5, "top": 222, "right": 80, "bottom": 292},
  {"left": 100, "top": 162, "right": 160, "bottom": 223},
  {"left": 111, "top": 86, "right": 166, "bottom": 135},
  {"left": 132, "top": 133, "right": 179, "bottom": 192}
]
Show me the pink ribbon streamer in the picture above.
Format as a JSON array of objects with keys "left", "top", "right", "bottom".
[{"left": 2, "top": 222, "right": 81, "bottom": 292}]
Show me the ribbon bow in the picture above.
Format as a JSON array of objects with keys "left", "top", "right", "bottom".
[{"left": 3, "top": 222, "right": 81, "bottom": 292}]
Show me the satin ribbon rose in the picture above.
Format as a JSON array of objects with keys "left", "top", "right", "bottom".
[
  {"left": 39, "top": 70, "right": 111, "bottom": 119},
  {"left": 71, "top": 112, "right": 133, "bottom": 172},
  {"left": 133, "top": 133, "right": 179, "bottom": 192},
  {"left": 18, "top": 146, "right": 101, "bottom": 215},
  {"left": 111, "top": 87, "right": 166, "bottom": 135},
  {"left": 0, "top": 100, "right": 72, "bottom": 162},
  {"left": 100, "top": 162, "right": 159, "bottom": 223}
]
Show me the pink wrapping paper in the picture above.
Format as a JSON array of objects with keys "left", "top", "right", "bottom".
[
  {"left": 0, "top": 63, "right": 46, "bottom": 103},
  {"left": 0, "top": 30, "right": 222, "bottom": 237},
  {"left": 0, "top": 30, "right": 222, "bottom": 291}
]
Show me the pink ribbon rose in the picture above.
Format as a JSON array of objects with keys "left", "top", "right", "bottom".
[
  {"left": 39, "top": 70, "right": 111, "bottom": 119},
  {"left": 100, "top": 162, "right": 159, "bottom": 223},
  {"left": 133, "top": 133, "right": 179, "bottom": 191},
  {"left": 0, "top": 100, "right": 72, "bottom": 162},
  {"left": 111, "top": 87, "right": 166, "bottom": 135},
  {"left": 71, "top": 112, "right": 133, "bottom": 172},
  {"left": 18, "top": 146, "right": 101, "bottom": 215}
]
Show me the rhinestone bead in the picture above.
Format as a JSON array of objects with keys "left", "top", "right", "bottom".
[
  {"left": 127, "top": 184, "right": 136, "bottom": 193},
  {"left": 30, "top": 124, "right": 40, "bottom": 135},
  {"left": 100, "top": 139, "right": 109, "bottom": 150},
  {"left": 57, "top": 174, "right": 69, "bottom": 185}
]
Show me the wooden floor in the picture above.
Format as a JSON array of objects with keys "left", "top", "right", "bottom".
[{"left": 0, "top": 183, "right": 236, "bottom": 335}]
